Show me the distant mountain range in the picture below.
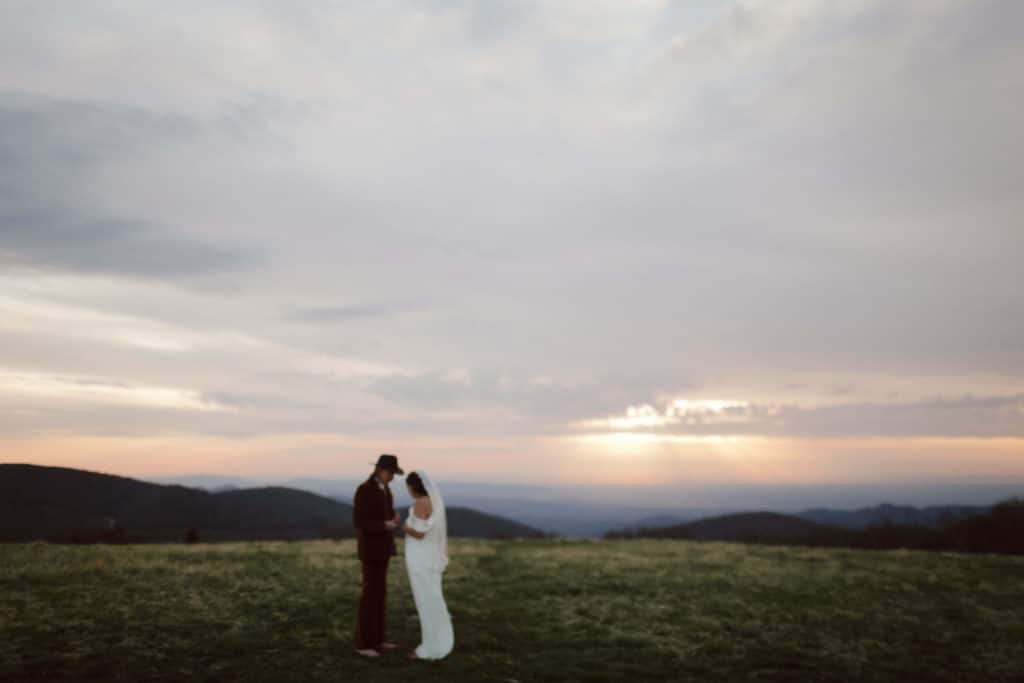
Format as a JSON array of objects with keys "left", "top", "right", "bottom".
[
  {"left": 156, "top": 474, "right": 720, "bottom": 537},
  {"left": 10, "top": 465, "right": 1015, "bottom": 547},
  {"left": 607, "top": 503, "right": 1024, "bottom": 555},
  {"left": 0, "top": 465, "right": 543, "bottom": 543},
  {"left": 154, "top": 474, "right": 1018, "bottom": 538},
  {"left": 796, "top": 503, "right": 988, "bottom": 529},
  {"left": 612, "top": 504, "right": 999, "bottom": 543}
]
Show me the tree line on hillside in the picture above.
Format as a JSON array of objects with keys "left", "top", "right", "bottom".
[{"left": 606, "top": 498, "right": 1024, "bottom": 555}]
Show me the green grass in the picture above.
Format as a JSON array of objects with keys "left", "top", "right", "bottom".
[{"left": 2, "top": 539, "right": 1023, "bottom": 682}]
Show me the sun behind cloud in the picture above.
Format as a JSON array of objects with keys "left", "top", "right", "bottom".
[{"left": 573, "top": 398, "right": 753, "bottom": 432}]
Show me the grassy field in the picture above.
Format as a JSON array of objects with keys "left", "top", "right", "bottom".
[{"left": 2, "top": 539, "right": 1023, "bottom": 682}]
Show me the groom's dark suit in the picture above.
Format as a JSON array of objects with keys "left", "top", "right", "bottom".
[{"left": 352, "top": 474, "right": 396, "bottom": 650}]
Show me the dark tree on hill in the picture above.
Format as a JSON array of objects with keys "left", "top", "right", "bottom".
[
  {"left": 855, "top": 522, "right": 944, "bottom": 551},
  {"left": 944, "top": 498, "right": 1024, "bottom": 555}
]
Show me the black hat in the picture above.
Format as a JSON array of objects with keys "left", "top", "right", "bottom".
[{"left": 372, "top": 454, "right": 404, "bottom": 475}]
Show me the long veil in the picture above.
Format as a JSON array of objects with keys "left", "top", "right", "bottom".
[{"left": 418, "top": 470, "right": 448, "bottom": 571}]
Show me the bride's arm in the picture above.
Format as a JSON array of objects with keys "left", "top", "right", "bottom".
[
  {"left": 402, "top": 515, "right": 426, "bottom": 539},
  {"left": 403, "top": 497, "right": 434, "bottom": 539}
]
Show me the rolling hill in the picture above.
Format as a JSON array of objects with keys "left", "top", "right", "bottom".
[
  {"left": 445, "top": 506, "right": 545, "bottom": 539},
  {"left": 0, "top": 464, "right": 542, "bottom": 543},
  {"left": 616, "top": 511, "right": 842, "bottom": 545},
  {"left": 797, "top": 503, "right": 988, "bottom": 529},
  {"left": 610, "top": 502, "right": 1024, "bottom": 555}
]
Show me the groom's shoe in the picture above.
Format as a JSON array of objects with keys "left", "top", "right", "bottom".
[
  {"left": 355, "top": 648, "right": 380, "bottom": 658},
  {"left": 380, "top": 642, "right": 399, "bottom": 651}
]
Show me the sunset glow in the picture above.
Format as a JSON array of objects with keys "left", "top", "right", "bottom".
[{"left": 574, "top": 399, "right": 754, "bottom": 431}]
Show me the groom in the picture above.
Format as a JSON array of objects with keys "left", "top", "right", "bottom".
[{"left": 353, "top": 454, "right": 404, "bottom": 657}]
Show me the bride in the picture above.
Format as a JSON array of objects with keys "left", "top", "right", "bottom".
[{"left": 402, "top": 471, "right": 454, "bottom": 660}]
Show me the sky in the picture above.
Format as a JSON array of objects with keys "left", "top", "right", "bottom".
[{"left": 1, "top": 0, "right": 1022, "bottom": 507}]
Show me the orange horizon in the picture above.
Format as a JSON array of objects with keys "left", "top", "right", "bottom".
[{"left": 3, "top": 432, "right": 1023, "bottom": 489}]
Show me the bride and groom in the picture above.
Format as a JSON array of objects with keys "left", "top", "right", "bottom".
[{"left": 352, "top": 454, "right": 454, "bottom": 660}]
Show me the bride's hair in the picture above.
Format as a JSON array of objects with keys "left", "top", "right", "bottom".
[{"left": 406, "top": 471, "right": 428, "bottom": 497}]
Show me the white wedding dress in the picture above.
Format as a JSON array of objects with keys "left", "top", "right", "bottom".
[{"left": 404, "top": 471, "right": 454, "bottom": 660}]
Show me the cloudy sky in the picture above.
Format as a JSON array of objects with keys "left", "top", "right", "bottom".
[{"left": 2, "top": 0, "right": 1022, "bottom": 503}]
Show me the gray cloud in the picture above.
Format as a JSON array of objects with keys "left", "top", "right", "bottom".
[
  {"left": 782, "top": 394, "right": 1024, "bottom": 439},
  {"left": 368, "top": 368, "right": 693, "bottom": 428},
  {"left": 0, "top": 92, "right": 260, "bottom": 279},
  {"left": 285, "top": 302, "right": 423, "bottom": 324}
]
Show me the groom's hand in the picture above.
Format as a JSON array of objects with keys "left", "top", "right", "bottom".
[{"left": 385, "top": 520, "right": 398, "bottom": 530}]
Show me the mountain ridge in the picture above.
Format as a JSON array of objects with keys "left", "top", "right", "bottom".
[
  {"left": 607, "top": 503, "right": 1024, "bottom": 555},
  {"left": 613, "top": 511, "right": 839, "bottom": 545},
  {"left": 796, "top": 503, "right": 988, "bottom": 529},
  {"left": 0, "top": 464, "right": 543, "bottom": 543}
]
